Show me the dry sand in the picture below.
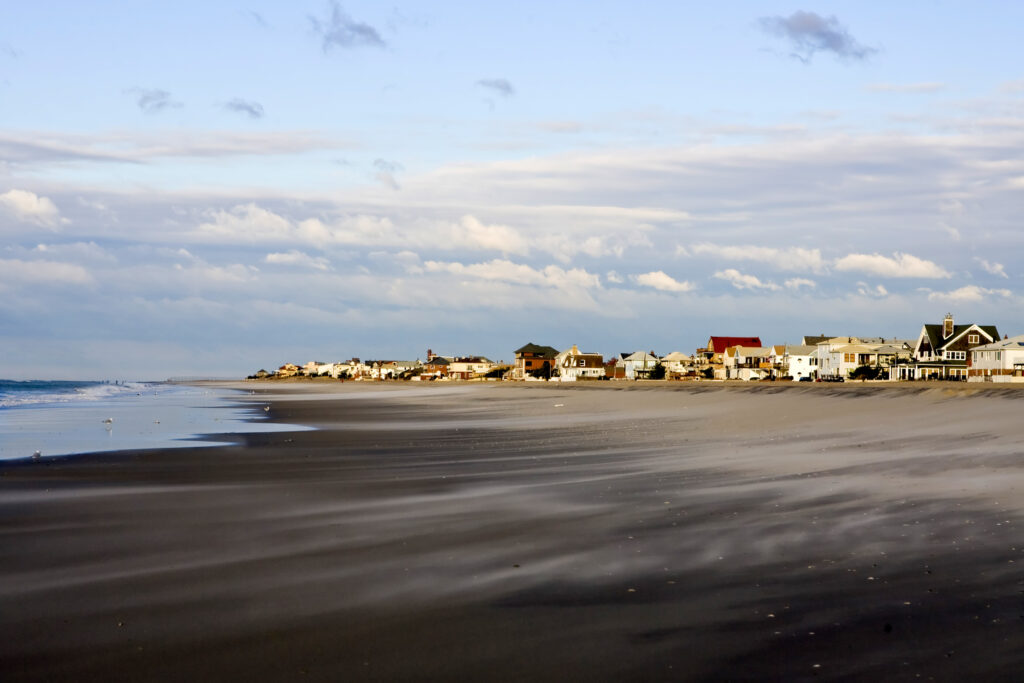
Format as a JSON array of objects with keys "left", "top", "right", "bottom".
[{"left": 2, "top": 381, "right": 1023, "bottom": 681}]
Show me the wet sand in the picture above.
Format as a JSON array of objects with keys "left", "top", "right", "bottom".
[{"left": 2, "top": 382, "right": 1024, "bottom": 681}]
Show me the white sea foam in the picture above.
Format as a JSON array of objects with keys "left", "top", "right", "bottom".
[
  {"left": 0, "top": 381, "right": 309, "bottom": 461},
  {"left": 0, "top": 380, "right": 152, "bottom": 408}
]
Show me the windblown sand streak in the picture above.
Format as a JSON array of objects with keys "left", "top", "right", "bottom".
[{"left": 2, "top": 383, "right": 1022, "bottom": 680}]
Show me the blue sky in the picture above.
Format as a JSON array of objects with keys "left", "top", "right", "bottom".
[{"left": 2, "top": 2, "right": 1024, "bottom": 379}]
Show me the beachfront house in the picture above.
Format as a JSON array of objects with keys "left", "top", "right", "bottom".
[
  {"left": 449, "top": 356, "right": 497, "bottom": 380},
  {"left": 768, "top": 345, "right": 817, "bottom": 380},
  {"left": 698, "top": 336, "right": 762, "bottom": 379},
  {"left": 618, "top": 351, "right": 659, "bottom": 380},
  {"left": 422, "top": 353, "right": 451, "bottom": 379},
  {"left": 968, "top": 334, "right": 1024, "bottom": 382},
  {"left": 723, "top": 346, "right": 770, "bottom": 381},
  {"left": 513, "top": 343, "right": 559, "bottom": 380},
  {"left": 370, "top": 360, "right": 422, "bottom": 380},
  {"left": 277, "top": 363, "right": 301, "bottom": 378},
  {"left": 660, "top": 351, "right": 696, "bottom": 379},
  {"left": 554, "top": 345, "right": 604, "bottom": 381},
  {"left": 897, "top": 314, "right": 999, "bottom": 381}
]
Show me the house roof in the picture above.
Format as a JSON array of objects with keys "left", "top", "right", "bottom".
[
  {"left": 802, "top": 335, "right": 833, "bottom": 346},
  {"left": 972, "top": 334, "right": 1024, "bottom": 351},
  {"left": 623, "top": 351, "right": 659, "bottom": 362},
  {"left": 707, "top": 336, "right": 762, "bottom": 353},
  {"left": 426, "top": 356, "right": 450, "bottom": 365},
  {"left": 922, "top": 323, "right": 999, "bottom": 351},
  {"left": 661, "top": 351, "right": 692, "bottom": 361},
  {"left": 514, "top": 343, "right": 559, "bottom": 358},
  {"left": 783, "top": 345, "right": 816, "bottom": 355}
]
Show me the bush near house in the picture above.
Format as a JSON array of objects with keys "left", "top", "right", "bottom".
[{"left": 849, "top": 364, "right": 883, "bottom": 380}]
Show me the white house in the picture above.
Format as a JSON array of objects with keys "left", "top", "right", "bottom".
[
  {"left": 554, "top": 345, "right": 604, "bottom": 381},
  {"left": 723, "top": 346, "right": 770, "bottom": 380},
  {"left": 968, "top": 334, "right": 1024, "bottom": 382},
  {"left": 619, "top": 351, "right": 659, "bottom": 380},
  {"left": 768, "top": 345, "right": 816, "bottom": 380}
]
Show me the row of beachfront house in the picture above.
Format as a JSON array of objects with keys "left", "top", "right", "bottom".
[
  {"left": 513, "top": 314, "right": 1024, "bottom": 383},
  {"left": 254, "top": 314, "right": 1024, "bottom": 383}
]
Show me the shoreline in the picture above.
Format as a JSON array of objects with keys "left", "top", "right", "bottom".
[{"left": 3, "top": 383, "right": 1024, "bottom": 680}]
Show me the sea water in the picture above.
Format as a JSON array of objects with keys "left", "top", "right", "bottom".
[{"left": 0, "top": 380, "right": 306, "bottom": 461}]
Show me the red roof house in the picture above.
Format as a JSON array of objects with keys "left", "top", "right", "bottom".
[{"left": 706, "top": 336, "right": 762, "bottom": 354}]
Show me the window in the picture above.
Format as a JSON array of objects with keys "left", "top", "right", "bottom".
[
  {"left": 945, "top": 350, "right": 965, "bottom": 361},
  {"left": 844, "top": 353, "right": 855, "bottom": 363},
  {"left": 969, "top": 334, "right": 979, "bottom": 344},
  {"left": 996, "top": 351, "right": 1002, "bottom": 361}
]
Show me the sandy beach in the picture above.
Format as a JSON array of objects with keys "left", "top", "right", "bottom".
[{"left": 2, "top": 381, "right": 1023, "bottom": 681}]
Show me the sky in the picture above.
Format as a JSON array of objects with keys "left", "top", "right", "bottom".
[{"left": 2, "top": 1, "right": 1024, "bottom": 379}]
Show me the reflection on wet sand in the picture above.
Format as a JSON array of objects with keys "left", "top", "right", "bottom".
[{"left": 2, "top": 383, "right": 1023, "bottom": 680}]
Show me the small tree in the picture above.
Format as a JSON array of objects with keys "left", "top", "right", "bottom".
[{"left": 650, "top": 361, "right": 666, "bottom": 380}]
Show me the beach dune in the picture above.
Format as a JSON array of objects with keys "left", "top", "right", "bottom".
[{"left": 2, "top": 383, "right": 1023, "bottom": 681}]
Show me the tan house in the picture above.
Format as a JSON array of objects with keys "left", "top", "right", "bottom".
[{"left": 277, "top": 363, "right": 301, "bottom": 378}]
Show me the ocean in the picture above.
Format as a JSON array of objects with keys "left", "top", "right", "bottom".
[{"left": 0, "top": 380, "right": 304, "bottom": 461}]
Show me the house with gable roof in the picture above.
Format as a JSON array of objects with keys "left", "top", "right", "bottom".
[
  {"left": 513, "top": 343, "right": 559, "bottom": 380},
  {"left": 660, "top": 351, "right": 695, "bottom": 379},
  {"left": 723, "top": 346, "right": 770, "bottom": 380},
  {"left": 968, "top": 334, "right": 1024, "bottom": 382},
  {"left": 696, "top": 336, "right": 762, "bottom": 379},
  {"left": 554, "top": 345, "right": 604, "bottom": 381},
  {"left": 895, "top": 314, "right": 999, "bottom": 381},
  {"left": 768, "top": 344, "right": 817, "bottom": 380}
]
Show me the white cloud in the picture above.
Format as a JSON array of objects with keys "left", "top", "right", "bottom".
[
  {"left": 264, "top": 250, "right": 330, "bottom": 271},
  {"left": 451, "top": 215, "right": 528, "bottom": 255},
  {"left": 690, "top": 243, "right": 826, "bottom": 273},
  {"left": 0, "top": 258, "right": 93, "bottom": 287},
  {"left": 633, "top": 270, "right": 695, "bottom": 293},
  {"left": 856, "top": 282, "right": 888, "bottom": 298},
  {"left": 0, "top": 189, "right": 67, "bottom": 228},
  {"left": 198, "top": 203, "right": 292, "bottom": 241},
  {"left": 975, "top": 258, "right": 1008, "bottom": 278},
  {"left": 33, "top": 241, "right": 116, "bottom": 263},
  {"left": 424, "top": 259, "right": 600, "bottom": 289},
  {"left": 714, "top": 269, "right": 780, "bottom": 291},
  {"left": 834, "top": 252, "right": 951, "bottom": 278},
  {"left": 606, "top": 270, "right": 624, "bottom": 284},
  {"left": 927, "top": 285, "right": 1012, "bottom": 303},
  {"left": 784, "top": 277, "right": 816, "bottom": 290}
]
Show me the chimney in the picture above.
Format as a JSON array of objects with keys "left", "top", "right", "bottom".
[{"left": 943, "top": 313, "right": 954, "bottom": 339}]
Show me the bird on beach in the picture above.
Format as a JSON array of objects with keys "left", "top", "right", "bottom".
[{"left": 264, "top": 406, "right": 270, "bottom": 412}]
